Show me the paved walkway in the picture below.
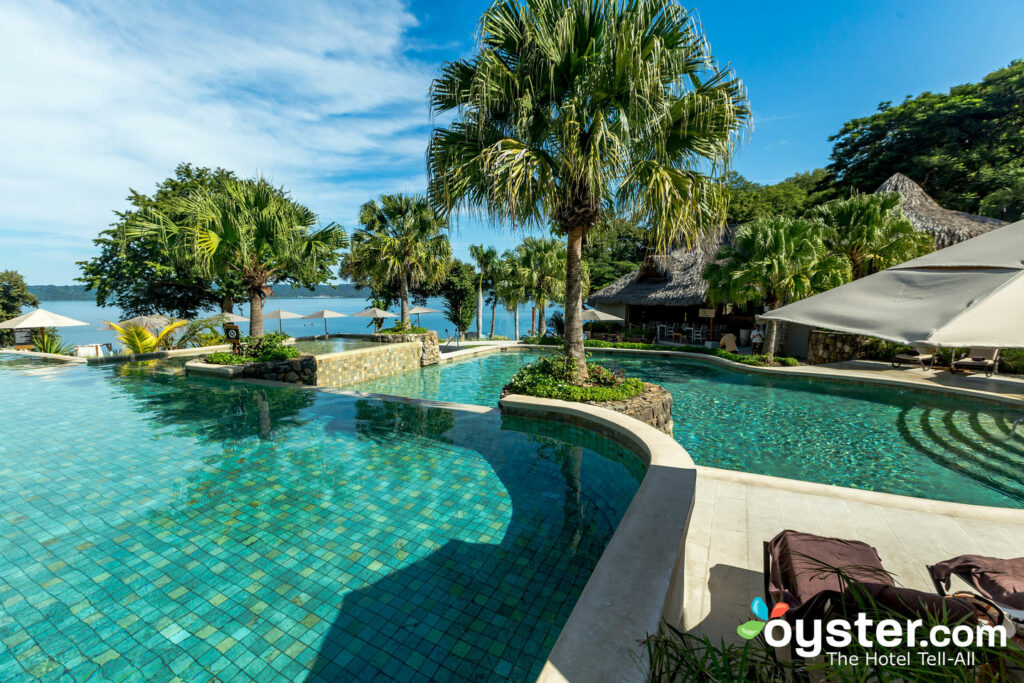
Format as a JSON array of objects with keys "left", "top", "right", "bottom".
[{"left": 683, "top": 468, "right": 1024, "bottom": 642}]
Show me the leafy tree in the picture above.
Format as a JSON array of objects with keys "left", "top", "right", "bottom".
[
  {"left": 704, "top": 217, "right": 851, "bottom": 359},
  {"left": 343, "top": 194, "right": 451, "bottom": 327},
  {"left": 584, "top": 213, "right": 650, "bottom": 291},
  {"left": 494, "top": 250, "right": 530, "bottom": 339},
  {"left": 812, "top": 192, "right": 933, "bottom": 280},
  {"left": 439, "top": 259, "right": 477, "bottom": 338},
  {"left": 428, "top": 0, "right": 748, "bottom": 378},
  {"left": 0, "top": 269, "right": 39, "bottom": 346},
  {"left": 126, "top": 177, "right": 345, "bottom": 336},
  {"left": 827, "top": 60, "right": 1024, "bottom": 220},
  {"left": 468, "top": 244, "right": 499, "bottom": 339},
  {"left": 723, "top": 169, "right": 829, "bottom": 225},
  {"left": 517, "top": 236, "right": 569, "bottom": 335},
  {"left": 77, "top": 163, "right": 246, "bottom": 319}
]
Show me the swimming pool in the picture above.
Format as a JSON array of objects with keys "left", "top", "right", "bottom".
[
  {"left": 347, "top": 349, "right": 1024, "bottom": 509},
  {"left": 0, "top": 354, "right": 641, "bottom": 681},
  {"left": 290, "top": 337, "right": 374, "bottom": 355}
]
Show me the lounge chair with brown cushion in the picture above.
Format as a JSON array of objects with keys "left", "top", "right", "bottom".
[
  {"left": 929, "top": 555, "right": 1024, "bottom": 610},
  {"left": 951, "top": 347, "right": 1000, "bottom": 377},
  {"left": 892, "top": 347, "right": 936, "bottom": 370}
]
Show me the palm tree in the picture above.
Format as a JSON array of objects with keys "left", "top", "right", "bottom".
[
  {"left": 345, "top": 195, "right": 451, "bottom": 327},
  {"left": 813, "top": 192, "right": 933, "bottom": 280},
  {"left": 126, "top": 177, "right": 345, "bottom": 336},
  {"left": 428, "top": 0, "right": 748, "bottom": 378},
  {"left": 494, "top": 249, "right": 530, "bottom": 339},
  {"left": 105, "top": 320, "right": 187, "bottom": 354},
  {"left": 517, "top": 236, "right": 571, "bottom": 335},
  {"left": 704, "top": 217, "right": 851, "bottom": 360},
  {"left": 468, "top": 244, "right": 498, "bottom": 339}
]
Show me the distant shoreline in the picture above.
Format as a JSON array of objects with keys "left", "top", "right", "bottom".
[{"left": 28, "top": 284, "right": 362, "bottom": 301}]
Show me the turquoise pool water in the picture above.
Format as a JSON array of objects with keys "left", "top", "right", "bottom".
[
  {"left": 348, "top": 350, "right": 1024, "bottom": 508},
  {"left": 0, "top": 354, "right": 641, "bottom": 681},
  {"left": 290, "top": 337, "right": 374, "bottom": 355}
]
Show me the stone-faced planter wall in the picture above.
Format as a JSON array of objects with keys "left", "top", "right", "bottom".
[
  {"left": 316, "top": 342, "right": 423, "bottom": 386},
  {"left": 806, "top": 329, "right": 876, "bottom": 365},
  {"left": 240, "top": 355, "right": 317, "bottom": 384},
  {"left": 501, "top": 382, "right": 673, "bottom": 434},
  {"left": 370, "top": 331, "right": 440, "bottom": 366}
]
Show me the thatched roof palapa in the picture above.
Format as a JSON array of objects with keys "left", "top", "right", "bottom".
[
  {"left": 587, "top": 239, "right": 721, "bottom": 307},
  {"left": 877, "top": 173, "right": 1006, "bottom": 248}
]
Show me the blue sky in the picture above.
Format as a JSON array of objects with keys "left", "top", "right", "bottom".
[{"left": 2, "top": 0, "right": 1022, "bottom": 285}]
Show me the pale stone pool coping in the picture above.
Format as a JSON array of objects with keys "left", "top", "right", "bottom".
[{"left": 0, "top": 348, "right": 89, "bottom": 363}]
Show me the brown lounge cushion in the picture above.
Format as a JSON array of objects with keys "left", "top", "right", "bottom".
[
  {"left": 930, "top": 555, "right": 1024, "bottom": 609},
  {"left": 767, "top": 530, "right": 894, "bottom": 617}
]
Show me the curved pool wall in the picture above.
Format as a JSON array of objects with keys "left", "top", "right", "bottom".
[
  {"left": 0, "top": 353, "right": 655, "bottom": 681},
  {"left": 344, "top": 346, "right": 1024, "bottom": 509}
]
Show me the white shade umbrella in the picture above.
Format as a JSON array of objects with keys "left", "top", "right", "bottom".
[
  {"left": 302, "top": 309, "right": 348, "bottom": 336},
  {"left": 0, "top": 309, "right": 88, "bottom": 329},
  {"left": 263, "top": 309, "right": 302, "bottom": 333},
  {"left": 203, "top": 312, "right": 250, "bottom": 324},
  {"left": 759, "top": 218, "right": 1024, "bottom": 348},
  {"left": 353, "top": 307, "right": 397, "bottom": 318},
  {"left": 580, "top": 309, "right": 624, "bottom": 322},
  {"left": 407, "top": 305, "right": 440, "bottom": 326},
  {"left": 101, "top": 315, "right": 178, "bottom": 331}
]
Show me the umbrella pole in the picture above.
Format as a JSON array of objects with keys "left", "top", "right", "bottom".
[{"left": 324, "top": 319, "right": 328, "bottom": 338}]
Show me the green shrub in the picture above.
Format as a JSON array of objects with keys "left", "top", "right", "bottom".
[
  {"left": 205, "top": 351, "right": 248, "bottom": 365},
  {"left": 1001, "top": 348, "right": 1024, "bottom": 375},
  {"left": 378, "top": 326, "right": 429, "bottom": 335},
  {"left": 255, "top": 346, "right": 300, "bottom": 362},
  {"left": 32, "top": 330, "right": 74, "bottom": 355},
  {"left": 504, "top": 354, "right": 646, "bottom": 402}
]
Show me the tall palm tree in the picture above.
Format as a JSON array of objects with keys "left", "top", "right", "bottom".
[
  {"left": 468, "top": 244, "right": 498, "bottom": 339},
  {"left": 704, "top": 217, "right": 851, "bottom": 359},
  {"left": 494, "top": 249, "right": 530, "bottom": 340},
  {"left": 428, "top": 0, "right": 748, "bottom": 378},
  {"left": 813, "top": 192, "right": 933, "bottom": 280},
  {"left": 345, "top": 195, "right": 451, "bottom": 327},
  {"left": 126, "top": 177, "right": 345, "bottom": 336},
  {"left": 517, "top": 236, "right": 571, "bottom": 335}
]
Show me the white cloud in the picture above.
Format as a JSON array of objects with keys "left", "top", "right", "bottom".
[{"left": 0, "top": 0, "right": 437, "bottom": 282}]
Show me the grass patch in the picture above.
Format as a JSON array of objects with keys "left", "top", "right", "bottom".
[
  {"left": 520, "top": 336, "right": 800, "bottom": 367},
  {"left": 378, "top": 326, "right": 430, "bottom": 335},
  {"left": 504, "top": 354, "right": 646, "bottom": 402}
]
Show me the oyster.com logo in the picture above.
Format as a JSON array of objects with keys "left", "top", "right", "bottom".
[{"left": 737, "top": 597, "right": 789, "bottom": 639}]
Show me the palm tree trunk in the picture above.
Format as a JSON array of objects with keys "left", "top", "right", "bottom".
[
  {"left": 765, "top": 319, "right": 778, "bottom": 362},
  {"left": 531, "top": 306, "right": 536, "bottom": 335},
  {"left": 249, "top": 290, "right": 264, "bottom": 337},
  {"left": 489, "top": 300, "right": 497, "bottom": 338},
  {"left": 513, "top": 306, "right": 519, "bottom": 340},
  {"left": 400, "top": 274, "right": 410, "bottom": 327},
  {"left": 537, "top": 300, "right": 545, "bottom": 336},
  {"left": 476, "top": 281, "right": 483, "bottom": 340},
  {"left": 220, "top": 294, "right": 234, "bottom": 314},
  {"left": 564, "top": 226, "right": 587, "bottom": 379}
]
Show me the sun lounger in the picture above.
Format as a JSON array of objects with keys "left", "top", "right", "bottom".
[
  {"left": 892, "top": 348, "right": 935, "bottom": 370},
  {"left": 951, "top": 347, "right": 1000, "bottom": 377},
  {"left": 929, "top": 555, "right": 1024, "bottom": 610}
]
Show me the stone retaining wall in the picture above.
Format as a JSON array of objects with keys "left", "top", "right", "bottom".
[
  {"left": 316, "top": 342, "right": 423, "bottom": 386},
  {"left": 370, "top": 331, "right": 440, "bottom": 366},
  {"left": 806, "top": 329, "right": 876, "bottom": 365},
  {"left": 501, "top": 382, "right": 673, "bottom": 434},
  {"left": 239, "top": 355, "right": 317, "bottom": 384}
]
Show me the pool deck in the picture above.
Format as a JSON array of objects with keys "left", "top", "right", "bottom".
[{"left": 684, "top": 467, "right": 1024, "bottom": 642}]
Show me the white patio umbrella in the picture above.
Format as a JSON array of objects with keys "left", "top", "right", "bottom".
[
  {"left": 263, "top": 309, "right": 302, "bottom": 333},
  {"left": 759, "top": 218, "right": 1024, "bottom": 348},
  {"left": 407, "top": 305, "right": 440, "bottom": 327},
  {"left": 580, "top": 309, "right": 624, "bottom": 322},
  {"left": 101, "top": 315, "right": 179, "bottom": 331},
  {"left": 0, "top": 309, "right": 88, "bottom": 347},
  {"left": 203, "top": 312, "right": 250, "bottom": 324},
  {"left": 353, "top": 307, "right": 397, "bottom": 332},
  {"left": 302, "top": 309, "right": 347, "bottom": 336}
]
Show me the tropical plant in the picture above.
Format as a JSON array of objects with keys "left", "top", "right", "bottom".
[
  {"left": 439, "top": 260, "right": 477, "bottom": 339},
  {"left": 494, "top": 249, "right": 530, "bottom": 340},
  {"left": 704, "top": 216, "right": 851, "bottom": 360},
  {"left": 32, "top": 329, "right": 73, "bottom": 355},
  {"left": 813, "top": 192, "right": 933, "bottom": 279},
  {"left": 428, "top": 0, "right": 748, "bottom": 378},
  {"left": 0, "top": 269, "right": 39, "bottom": 346},
  {"left": 468, "top": 244, "right": 499, "bottom": 339},
  {"left": 105, "top": 320, "right": 187, "bottom": 354},
  {"left": 516, "top": 237, "right": 571, "bottom": 335},
  {"left": 78, "top": 163, "right": 246, "bottom": 318},
  {"left": 174, "top": 319, "right": 224, "bottom": 349},
  {"left": 125, "top": 176, "right": 346, "bottom": 336},
  {"left": 343, "top": 194, "right": 451, "bottom": 327}
]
